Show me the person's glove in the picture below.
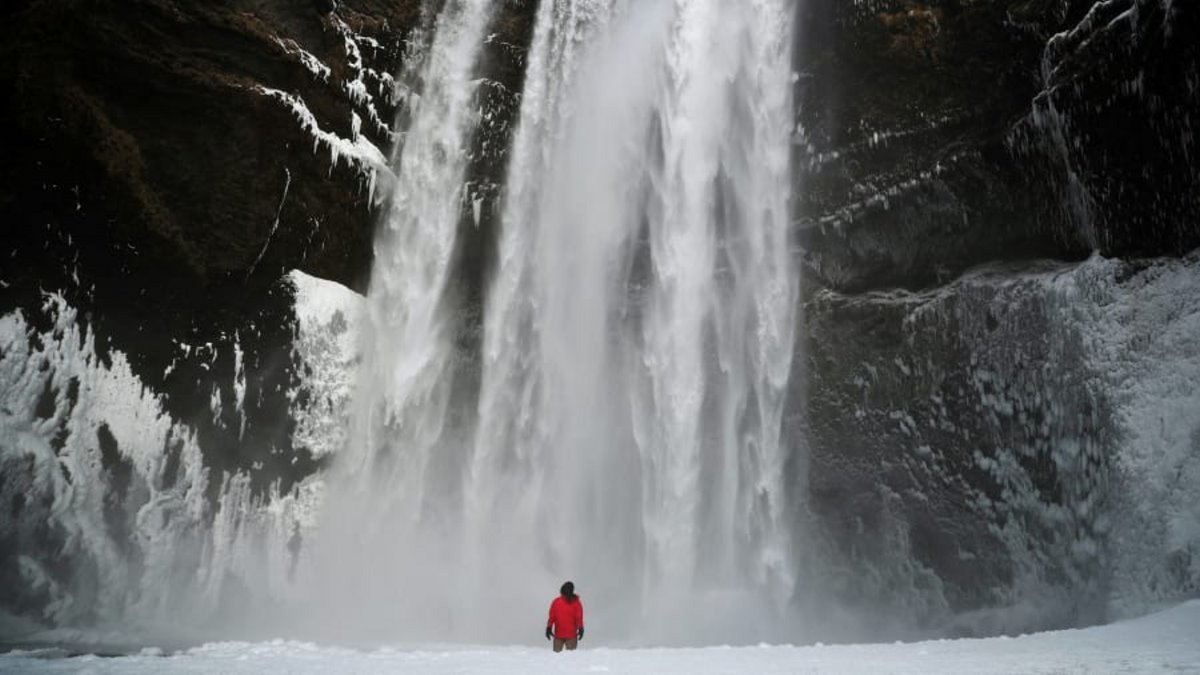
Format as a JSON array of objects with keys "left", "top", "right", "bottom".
[
  {"left": 577, "top": 627, "right": 584, "bottom": 640},
  {"left": 545, "top": 626, "right": 553, "bottom": 641}
]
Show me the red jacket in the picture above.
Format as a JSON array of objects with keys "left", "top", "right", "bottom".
[{"left": 547, "top": 595, "right": 584, "bottom": 639}]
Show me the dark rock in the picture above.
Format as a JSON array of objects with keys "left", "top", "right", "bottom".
[
  {"left": 1013, "top": 0, "right": 1200, "bottom": 257},
  {"left": 794, "top": 3, "right": 1196, "bottom": 634},
  {"left": 0, "top": 0, "right": 431, "bottom": 499},
  {"left": 793, "top": 0, "right": 1200, "bottom": 293},
  {"left": 794, "top": 0, "right": 1082, "bottom": 292},
  {"left": 1, "top": 0, "right": 421, "bottom": 295},
  {"left": 0, "top": 6, "right": 541, "bottom": 633},
  {"left": 801, "top": 262, "right": 1115, "bottom": 636}
]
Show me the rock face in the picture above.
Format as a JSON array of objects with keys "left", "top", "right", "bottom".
[
  {"left": 0, "top": 0, "right": 536, "bottom": 634},
  {"left": 794, "top": 0, "right": 1200, "bottom": 292},
  {"left": 1020, "top": 0, "right": 1200, "bottom": 256},
  {"left": 794, "top": 0, "right": 1200, "bottom": 636},
  {"left": 798, "top": 254, "right": 1200, "bottom": 639},
  {"left": 794, "top": 0, "right": 1075, "bottom": 292},
  {"left": 2, "top": 0, "right": 411, "bottom": 296},
  {"left": 0, "top": 0, "right": 1197, "bottom": 641},
  {"left": 0, "top": 0, "right": 414, "bottom": 484},
  {"left": 802, "top": 264, "right": 1116, "bottom": 636},
  {"left": 0, "top": 0, "right": 534, "bottom": 483},
  {"left": 0, "top": 0, "right": 420, "bottom": 629}
]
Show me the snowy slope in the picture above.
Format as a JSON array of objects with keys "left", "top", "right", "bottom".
[{"left": 2, "top": 600, "right": 1197, "bottom": 674}]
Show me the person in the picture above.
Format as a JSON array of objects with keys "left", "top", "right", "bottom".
[{"left": 545, "top": 580, "right": 584, "bottom": 652}]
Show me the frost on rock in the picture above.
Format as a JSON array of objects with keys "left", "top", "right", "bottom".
[
  {"left": 287, "top": 270, "right": 362, "bottom": 461},
  {"left": 807, "top": 253, "right": 1200, "bottom": 632},
  {"left": 254, "top": 86, "right": 393, "bottom": 203},
  {"left": 232, "top": 333, "right": 246, "bottom": 441},
  {"left": 0, "top": 296, "right": 318, "bottom": 635},
  {"left": 331, "top": 15, "right": 399, "bottom": 142},
  {"left": 0, "top": 295, "right": 213, "bottom": 627},
  {"left": 1066, "top": 253, "right": 1200, "bottom": 614},
  {"left": 273, "top": 37, "right": 333, "bottom": 82},
  {"left": 937, "top": 253, "right": 1200, "bottom": 619}
]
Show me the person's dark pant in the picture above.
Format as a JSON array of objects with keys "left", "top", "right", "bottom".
[{"left": 552, "top": 637, "right": 578, "bottom": 652}]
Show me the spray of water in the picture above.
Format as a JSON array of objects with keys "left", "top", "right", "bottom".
[
  {"left": 303, "top": 0, "right": 801, "bottom": 646},
  {"left": 296, "top": 0, "right": 499, "bottom": 644}
]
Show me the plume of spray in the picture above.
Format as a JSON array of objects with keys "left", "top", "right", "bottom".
[
  {"left": 293, "top": 0, "right": 802, "bottom": 646},
  {"left": 473, "top": 0, "right": 801, "bottom": 644},
  {"left": 292, "top": 0, "right": 499, "bottom": 645}
]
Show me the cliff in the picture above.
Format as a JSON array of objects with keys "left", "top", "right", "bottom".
[{"left": 0, "top": 0, "right": 1196, "bottom": 640}]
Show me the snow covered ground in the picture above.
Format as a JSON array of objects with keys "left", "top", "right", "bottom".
[{"left": 2, "top": 600, "right": 1197, "bottom": 674}]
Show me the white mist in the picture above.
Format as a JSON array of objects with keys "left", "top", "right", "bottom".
[{"left": 304, "top": 0, "right": 801, "bottom": 646}]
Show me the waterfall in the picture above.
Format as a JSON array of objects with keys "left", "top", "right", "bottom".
[
  {"left": 301, "top": 0, "right": 800, "bottom": 645},
  {"left": 473, "top": 0, "right": 800, "bottom": 642},
  {"left": 299, "top": 0, "right": 500, "bottom": 644},
  {"left": 6, "top": 0, "right": 1200, "bottom": 652}
]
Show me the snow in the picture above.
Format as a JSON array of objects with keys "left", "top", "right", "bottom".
[
  {"left": 0, "top": 294, "right": 214, "bottom": 626},
  {"left": 0, "top": 291, "right": 336, "bottom": 633},
  {"left": 289, "top": 269, "right": 361, "bottom": 330},
  {"left": 2, "top": 600, "right": 1198, "bottom": 673},
  {"left": 330, "top": 15, "right": 396, "bottom": 139},
  {"left": 253, "top": 86, "right": 392, "bottom": 201},
  {"left": 1065, "top": 254, "right": 1200, "bottom": 614},
  {"left": 272, "top": 37, "right": 332, "bottom": 82},
  {"left": 286, "top": 270, "right": 361, "bottom": 460}
]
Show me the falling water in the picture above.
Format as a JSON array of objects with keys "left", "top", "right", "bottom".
[
  {"left": 299, "top": 0, "right": 498, "bottom": 644},
  {"left": 473, "top": 0, "right": 800, "bottom": 642},
  {"left": 306, "top": 0, "right": 800, "bottom": 646}
]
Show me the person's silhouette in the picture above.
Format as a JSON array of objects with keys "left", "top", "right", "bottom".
[{"left": 545, "top": 581, "right": 584, "bottom": 652}]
